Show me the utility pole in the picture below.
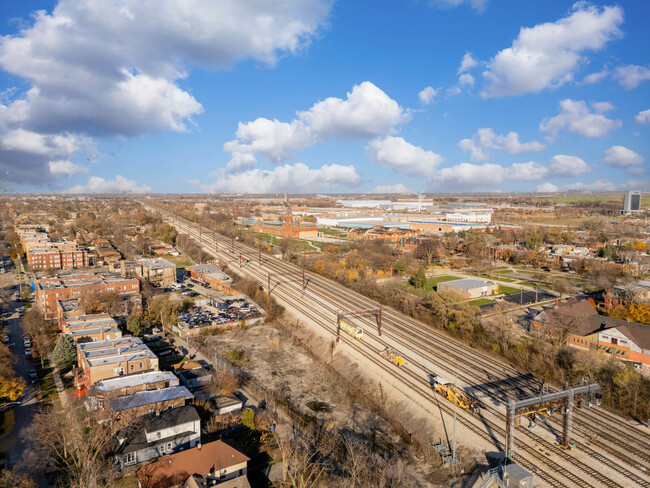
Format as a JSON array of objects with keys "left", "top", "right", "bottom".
[
  {"left": 452, "top": 367, "right": 458, "bottom": 465},
  {"left": 378, "top": 308, "right": 382, "bottom": 336},
  {"left": 267, "top": 273, "right": 271, "bottom": 296}
]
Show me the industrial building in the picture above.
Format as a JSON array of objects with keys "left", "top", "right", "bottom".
[
  {"left": 253, "top": 215, "right": 318, "bottom": 239},
  {"left": 437, "top": 278, "right": 498, "bottom": 300}
]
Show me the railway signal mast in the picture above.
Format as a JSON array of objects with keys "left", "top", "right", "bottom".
[{"left": 335, "top": 308, "right": 382, "bottom": 343}]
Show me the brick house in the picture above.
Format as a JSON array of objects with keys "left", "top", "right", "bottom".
[{"left": 532, "top": 299, "right": 650, "bottom": 370}]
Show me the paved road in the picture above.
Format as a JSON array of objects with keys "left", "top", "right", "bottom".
[{"left": 0, "top": 269, "right": 46, "bottom": 485}]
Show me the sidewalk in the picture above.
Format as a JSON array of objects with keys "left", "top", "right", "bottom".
[{"left": 48, "top": 355, "right": 69, "bottom": 409}]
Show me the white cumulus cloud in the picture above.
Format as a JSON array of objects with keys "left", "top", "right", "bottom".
[
  {"left": 65, "top": 175, "right": 151, "bottom": 194},
  {"left": 548, "top": 154, "right": 591, "bottom": 177},
  {"left": 366, "top": 136, "right": 444, "bottom": 178},
  {"left": 48, "top": 160, "right": 89, "bottom": 176},
  {"left": 602, "top": 145, "right": 645, "bottom": 170},
  {"left": 539, "top": 99, "right": 621, "bottom": 140},
  {"left": 459, "top": 128, "right": 546, "bottom": 162},
  {"left": 225, "top": 81, "right": 410, "bottom": 170},
  {"left": 429, "top": 0, "right": 488, "bottom": 13},
  {"left": 0, "top": 0, "right": 332, "bottom": 189},
  {"left": 613, "top": 65, "right": 650, "bottom": 90},
  {"left": 458, "top": 52, "right": 478, "bottom": 74},
  {"left": 205, "top": 163, "right": 360, "bottom": 193},
  {"left": 534, "top": 182, "right": 559, "bottom": 192},
  {"left": 419, "top": 86, "right": 440, "bottom": 105},
  {"left": 481, "top": 3, "right": 623, "bottom": 98},
  {"left": 562, "top": 179, "right": 616, "bottom": 192},
  {"left": 507, "top": 161, "right": 549, "bottom": 181},
  {"left": 435, "top": 163, "right": 505, "bottom": 188},
  {"left": 582, "top": 68, "right": 610, "bottom": 85},
  {"left": 371, "top": 183, "right": 412, "bottom": 194},
  {"left": 634, "top": 109, "right": 650, "bottom": 126}
]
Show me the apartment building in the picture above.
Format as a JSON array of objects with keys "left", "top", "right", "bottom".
[
  {"left": 28, "top": 247, "right": 89, "bottom": 271},
  {"left": 137, "top": 258, "right": 177, "bottom": 287},
  {"left": 75, "top": 337, "right": 159, "bottom": 388},
  {"left": 62, "top": 313, "right": 122, "bottom": 342},
  {"left": 34, "top": 273, "right": 140, "bottom": 318}
]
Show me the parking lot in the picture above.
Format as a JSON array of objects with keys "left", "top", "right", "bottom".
[{"left": 178, "top": 297, "right": 261, "bottom": 330}]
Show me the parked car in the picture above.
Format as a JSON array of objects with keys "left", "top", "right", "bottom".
[
  {"left": 2, "top": 334, "right": 9, "bottom": 343},
  {"left": 23, "top": 338, "right": 31, "bottom": 348},
  {"left": 24, "top": 348, "right": 32, "bottom": 357},
  {"left": 28, "top": 370, "right": 38, "bottom": 383}
]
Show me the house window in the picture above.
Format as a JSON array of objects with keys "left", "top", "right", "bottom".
[
  {"left": 220, "top": 469, "right": 227, "bottom": 479},
  {"left": 611, "top": 338, "right": 618, "bottom": 345},
  {"left": 124, "top": 452, "right": 135, "bottom": 465},
  {"left": 157, "top": 431, "right": 161, "bottom": 438}
]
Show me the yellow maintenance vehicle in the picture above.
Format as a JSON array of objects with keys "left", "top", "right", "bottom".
[
  {"left": 379, "top": 347, "right": 406, "bottom": 367},
  {"left": 429, "top": 374, "right": 480, "bottom": 413},
  {"left": 338, "top": 319, "right": 364, "bottom": 340}
]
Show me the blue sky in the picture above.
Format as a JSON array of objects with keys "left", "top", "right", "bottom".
[{"left": 0, "top": 0, "right": 648, "bottom": 194}]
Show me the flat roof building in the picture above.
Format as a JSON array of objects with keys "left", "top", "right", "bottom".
[
  {"left": 34, "top": 272, "right": 140, "bottom": 318},
  {"left": 437, "top": 278, "right": 498, "bottom": 300},
  {"left": 137, "top": 258, "right": 177, "bottom": 287}
]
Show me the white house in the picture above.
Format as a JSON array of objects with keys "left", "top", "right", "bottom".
[{"left": 115, "top": 405, "right": 201, "bottom": 469}]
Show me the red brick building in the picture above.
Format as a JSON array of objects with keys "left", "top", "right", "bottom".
[
  {"left": 28, "top": 247, "right": 89, "bottom": 271},
  {"left": 253, "top": 215, "right": 317, "bottom": 239},
  {"left": 35, "top": 273, "right": 140, "bottom": 318}
]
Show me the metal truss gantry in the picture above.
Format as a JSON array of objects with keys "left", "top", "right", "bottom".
[{"left": 505, "top": 383, "right": 601, "bottom": 461}]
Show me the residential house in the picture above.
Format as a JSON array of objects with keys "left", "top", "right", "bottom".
[
  {"left": 136, "top": 439, "right": 250, "bottom": 488},
  {"left": 532, "top": 299, "right": 650, "bottom": 370},
  {"left": 114, "top": 405, "right": 201, "bottom": 470}
]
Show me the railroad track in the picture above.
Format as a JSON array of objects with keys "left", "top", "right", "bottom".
[{"left": 150, "top": 206, "right": 648, "bottom": 488}]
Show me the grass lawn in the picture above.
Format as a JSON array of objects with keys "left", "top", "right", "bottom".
[
  {"left": 425, "top": 275, "right": 461, "bottom": 292},
  {"left": 468, "top": 298, "right": 494, "bottom": 306},
  {"left": 487, "top": 275, "right": 518, "bottom": 282},
  {"left": 165, "top": 253, "right": 194, "bottom": 267},
  {"left": 318, "top": 227, "right": 348, "bottom": 237},
  {"left": 36, "top": 362, "right": 59, "bottom": 405},
  {"left": 499, "top": 285, "right": 520, "bottom": 294}
]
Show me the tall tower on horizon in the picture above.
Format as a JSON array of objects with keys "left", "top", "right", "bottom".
[{"left": 622, "top": 190, "right": 641, "bottom": 214}]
